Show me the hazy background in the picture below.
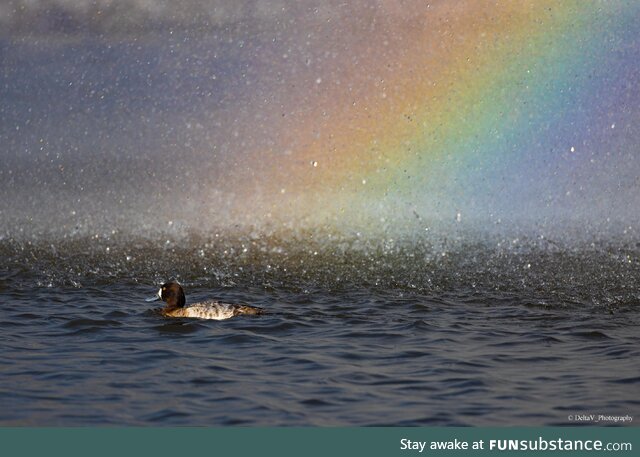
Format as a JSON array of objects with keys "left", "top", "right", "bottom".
[{"left": 1, "top": 0, "right": 639, "bottom": 241}]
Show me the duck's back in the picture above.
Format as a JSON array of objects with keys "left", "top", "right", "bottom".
[{"left": 164, "top": 300, "right": 263, "bottom": 320}]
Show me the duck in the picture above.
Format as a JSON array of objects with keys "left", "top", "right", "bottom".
[{"left": 146, "top": 282, "right": 263, "bottom": 320}]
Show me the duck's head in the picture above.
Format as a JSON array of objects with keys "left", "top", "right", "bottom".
[{"left": 147, "top": 281, "right": 186, "bottom": 308}]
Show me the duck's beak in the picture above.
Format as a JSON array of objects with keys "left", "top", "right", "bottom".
[{"left": 145, "top": 288, "right": 162, "bottom": 302}]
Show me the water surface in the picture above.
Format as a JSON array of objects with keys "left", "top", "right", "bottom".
[{"left": 1, "top": 234, "right": 638, "bottom": 425}]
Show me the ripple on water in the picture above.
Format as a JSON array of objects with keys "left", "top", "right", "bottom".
[
  {"left": 141, "top": 409, "right": 191, "bottom": 423},
  {"left": 62, "top": 318, "right": 123, "bottom": 329},
  {"left": 152, "top": 322, "right": 203, "bottom": 334}
]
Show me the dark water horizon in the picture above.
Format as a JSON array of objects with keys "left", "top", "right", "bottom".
[{"left": 1, "top": 232, "right": 638, "bottom": 426}]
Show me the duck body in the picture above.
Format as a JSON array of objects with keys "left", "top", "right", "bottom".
[
  {"left": 162, "top": 300, "right": 263, "bottom": 320},
  {"left": 149, "top": 282, "right": 263, "bottom": 320}
]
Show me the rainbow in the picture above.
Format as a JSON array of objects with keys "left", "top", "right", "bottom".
[{"left": 222, "top": 1, "right": 639, "bottom": 231}]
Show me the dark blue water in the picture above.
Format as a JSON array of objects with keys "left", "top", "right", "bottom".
[{"left": 1, "top": 234, "right": 638, "bottom": 425}]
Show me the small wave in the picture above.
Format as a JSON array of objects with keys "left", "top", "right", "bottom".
[
  {"left": 608, "top": 376, "right": 640, "bottom": 385},
  {"left": 62, "top": 318, "right": 122, "bottom": 329},
  {"left": 142, "top": 409, "right": 191, "bottom": 423},
  {"left": 152, "top": 322, "right": 202, "bottom": 334},
  {"left": 299, "top": 398, "right": 334, "bottom": 407},
  {"left": 571, "top": 330, "right": 612, "bottom": 339},
  {"left": 104, "top": 310, "right": 129, "bottom": 318}
]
